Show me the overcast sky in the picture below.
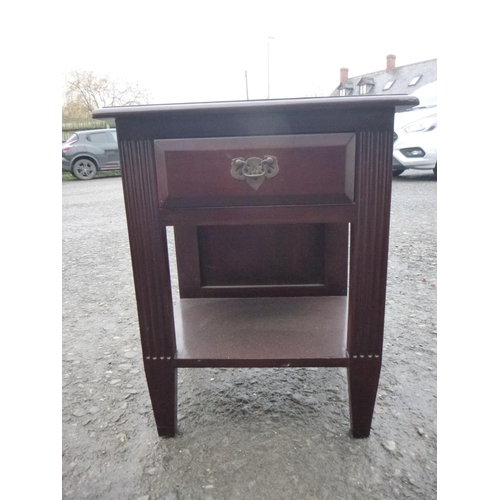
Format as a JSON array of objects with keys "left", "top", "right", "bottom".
[{"left": 61, "top": 0, "right": 437, "bottom": 104}]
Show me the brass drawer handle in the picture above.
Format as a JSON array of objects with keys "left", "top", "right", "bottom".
[{"left": 230, "top": 156, "right": 279, "bottom": 190}]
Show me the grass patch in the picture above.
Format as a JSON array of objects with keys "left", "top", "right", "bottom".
[{"left": 62, "top": 170, "right": 122, "bottom": 182}]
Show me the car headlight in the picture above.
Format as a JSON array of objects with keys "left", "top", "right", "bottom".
[{"left": 403, "top": 114, "right": 437, "bottom": 134}]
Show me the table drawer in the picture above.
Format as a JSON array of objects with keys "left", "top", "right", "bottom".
[{"left": 154, "top": 133, "right": 355, "bottom": 208}]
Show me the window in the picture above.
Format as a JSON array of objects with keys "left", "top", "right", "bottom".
[
  {"left": 109, "top": 130, "right": 117, "bottom": 142},
  {"left": 383, "top": 81, "right": 395, "bottom": 90},
  {"left": 87, "top": 132, "right": 109, "bottom": 143},
  {"left": 357, "top": 78, "right": 373, "bottom": 95},
  {"left": 65, "top": 133, "right": 78, "bottom": 143},
  {"left": 409, "top": 76, "right": 421, "bottom": 86}
]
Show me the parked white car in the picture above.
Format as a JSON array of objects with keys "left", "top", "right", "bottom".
[{"left": 393, "top": 81, "right": 437, "bottom": 176}]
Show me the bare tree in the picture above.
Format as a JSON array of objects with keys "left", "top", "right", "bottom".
[{"left": 62, "top": 70, "right": 150, "bottom": 122}]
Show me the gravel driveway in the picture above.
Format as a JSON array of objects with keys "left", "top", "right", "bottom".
[{"left": 62, "top": 170, "right": 437, "bottom": 500}]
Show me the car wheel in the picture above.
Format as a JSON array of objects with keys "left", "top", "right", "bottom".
[
  {"left": 393, "top": 169, "right": 405, "bottom": 177},
  {"left": 72, "top": 158, "right": 97, "bottom": 180}
]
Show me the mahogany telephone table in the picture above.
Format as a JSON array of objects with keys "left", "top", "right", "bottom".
[{"left": 93, "top": 94, "right": 417, "bottom": 438}]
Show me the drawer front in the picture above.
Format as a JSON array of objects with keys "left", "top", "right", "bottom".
[{"left": 154, "top": 133, "right": 355, "bottom": 208}]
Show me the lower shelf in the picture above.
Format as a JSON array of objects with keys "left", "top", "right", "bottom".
[{"left": 173, "top": 296, "right": 348, "bottom": 368}]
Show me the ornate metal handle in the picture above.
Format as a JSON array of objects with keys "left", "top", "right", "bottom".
[{"left": 231, "top": 156, "right": 279, "bottom": 190}]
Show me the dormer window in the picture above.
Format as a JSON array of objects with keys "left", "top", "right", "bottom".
[
  {"left": 338, "top": 86, "right": 353, "bottom": 96},
  {"left": 409, "top": 76, "right": 421, "bottom": 86},
  {"left": 357, "top": 76, "right": 374, "bottom": 95},
  {"left": 383, "top": 81, "right": 395, "bottom": 90}
]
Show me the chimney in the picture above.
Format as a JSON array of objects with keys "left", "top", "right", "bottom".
[
  {"left": 386, "top": 54, "right": 396, "bottom": 72},
  {"left": 340, "top": 67, "right": 349, "bottom": 83}
]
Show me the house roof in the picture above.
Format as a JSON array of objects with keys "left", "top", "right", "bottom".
[
  {"left": 358, "top": 76, "right": 375, "bottom": 86},
  {"left": 331, "top": 58, "right": 437, "bottom": 96}
]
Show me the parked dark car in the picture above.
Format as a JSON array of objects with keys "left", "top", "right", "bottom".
[{"left": 62, "top": 129, "right": 120, "bottom": 180}]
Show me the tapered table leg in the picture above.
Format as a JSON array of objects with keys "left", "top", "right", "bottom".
[
  {"left": 144, "top": 360, "right": 177, "bottom": 437},
  {"left": 348, "top": 357, "right": 381, "bottom": 438}
]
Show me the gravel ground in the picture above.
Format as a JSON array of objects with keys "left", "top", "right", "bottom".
[{"left": 62, "top": 169, "right": 437, "bottom": 500}]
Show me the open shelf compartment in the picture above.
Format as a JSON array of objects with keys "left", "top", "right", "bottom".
[{"left": 173, "top": 296, "right": 349, "bottom": 368}]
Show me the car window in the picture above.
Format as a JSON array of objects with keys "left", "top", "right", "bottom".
[
  {"left": 87, "top": 132, "right": 109, "bottom": 143},
  {"left": 65, "top": 133, "right": 78, "bottom": 143},
  {"left": 108, "top": 130, "right": 117, "bottom": 142}
]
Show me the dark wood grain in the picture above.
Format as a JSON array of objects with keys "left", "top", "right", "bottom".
[
  {"left": 173, "top": 226, "right": 202, "bottom": 298},
  {"left": 118, "top": 139, "right": 178, "bottom": 437},
  {"left": 324, "top": 223, "right": 349, "bottom": 295},
  {"left": 347, "top": 131, "right": 394, "bottom": 357},
  {"left": 159, "top": 204, "right": 356, "bottom": 226},
  {"left": 348, "top": 357, "right": 382, "bottom": 438},
  {"left": 174, "top": 223, "right": 349, "bottom": 298},
  {"left": 119, "top": 139, "right": 176, "bottom": 359},
  {"left": 111, "top": 105, "right": 398, "bottom": 143},
  {"left": 94, "top": 95, "right": 413, "bottom": 438},
  {"left": 93, "top": 94, "right": 418, "bottom": 120},
  {"left": 173, "top": 296, "right": 348, "bottom": 365},
  {"left": 143, "top": 359, "right": 177, "bottom": 437},
  {"left": 198, "top": 224, "right": 324, "bottom": 287},
  {"left": 154, "top": 133, "right": 355, "bottom": 208}
]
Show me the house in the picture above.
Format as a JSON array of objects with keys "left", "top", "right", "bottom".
[{"left": 330, "top": 55, "right": 437, "bottom": 97}]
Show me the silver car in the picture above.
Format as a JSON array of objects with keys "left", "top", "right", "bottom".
[
  {"left": 62, "top": 128, "right": 120, "bottom": 180},
  {"left": 393, "top": 82, "right": 437, "bottom": 177}
]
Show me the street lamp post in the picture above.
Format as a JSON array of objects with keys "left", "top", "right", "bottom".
[{"left": 267, "top": 36, "right": 274, "bottom": 99}]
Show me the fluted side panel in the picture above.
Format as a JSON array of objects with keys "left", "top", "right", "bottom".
[
  {"left": 347, "top": 131, "right": 393, "bottom": 357},
  {"left": 119, "top": 139, "right": 176, "bottom": 359}
]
